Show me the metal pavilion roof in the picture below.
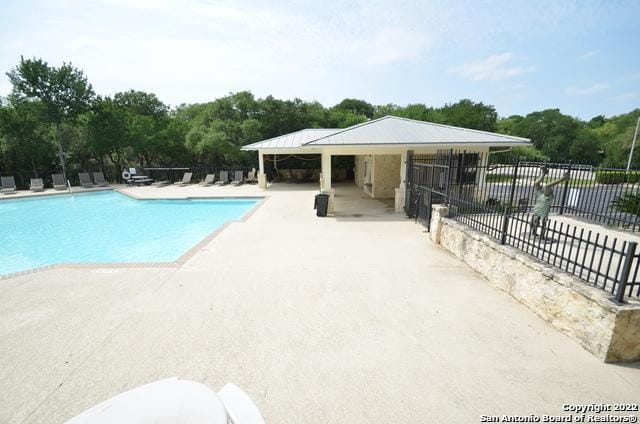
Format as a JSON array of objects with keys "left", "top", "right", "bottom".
[
  {"left": 241, "top": 128, "right": 340, "bottom": 150},
  {"left": 241, "top": 116, "right": 530, "bottom": 151},
  {"left": 304, "top": 116, "right": 530, "bottom": 146}
]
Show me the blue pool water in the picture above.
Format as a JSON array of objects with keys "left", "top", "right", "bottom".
[{"left": 0, "top": 191, "right": 259, "bottom": 276}]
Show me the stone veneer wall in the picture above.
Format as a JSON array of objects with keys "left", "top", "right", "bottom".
[
  {"left": 354, "top": 155, "right": 365, "bottom": 188},
  {"left": 430, "top": 205, "right": 640, "bottom": 362},
  {"left": 372, "top": 154, "right": 400, "bottom": 199}
]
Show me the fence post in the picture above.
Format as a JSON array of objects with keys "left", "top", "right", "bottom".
[
  {"left": 405, "top": 150, "right": 414, "bottom": 215},
  {"left": 614, "top": 241, "right": 637, "bottom": 304},
  {"left": 445, "top": 149, "right": 453, "bottom": 205},
  {"left": 558, "top": 162, "right": 572, "bottom": 215},
  {"left": 458, "top": 151, "right": 465, "bottom": 202},
  {"left": 500, "top": 159, "right": 519, "bottom": 245}
]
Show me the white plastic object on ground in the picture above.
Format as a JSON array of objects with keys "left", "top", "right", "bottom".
[
  {"left": 218, "top": 383, "right": 266, "bottom": 424},
  {"left": 66, "top": 377, "right": 227, "bottom": 424}
]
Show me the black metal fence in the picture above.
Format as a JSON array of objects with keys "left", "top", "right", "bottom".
[
  {"left": 406, "top": 150, "right": 640, "bottom": 302},
  {"left": 486, "top": 161, "right": 640, "bottom": 231}
]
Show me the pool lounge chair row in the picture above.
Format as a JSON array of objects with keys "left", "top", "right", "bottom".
[
  {"left": 0, "top": 172, "right": 110, "bottom": 195},
  {"left": 1, "top": 175, "right": 53, "bottom": 194},
  {"left": 198, "top": 170, "right": 256, "bottom": 186},
  {"left": 78, "top": 172, "right": 110, "bottom": 188},
  {"left": 159, "top": 170, "right": 257, "bottom": 188}
]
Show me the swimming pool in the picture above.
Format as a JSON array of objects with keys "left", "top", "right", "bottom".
[{"left": 0, "top": 191, "right": 260, "bottom": 276}]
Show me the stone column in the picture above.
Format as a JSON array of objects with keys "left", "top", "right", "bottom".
[
  {"left": 395, "top": 150, "right": 408, "bottom": 212},
  {"left": 258, "top": 150, "right": 267, "bottom": 189},
  {"left": 430, "top": 204, "right": 449, "bottom": 245}
]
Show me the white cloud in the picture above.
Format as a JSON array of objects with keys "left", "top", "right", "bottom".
[
  {"left": 611, "top": 92, "right": 638, "bottom": 101},
  {"left": 63, "top": 37, "right": 101, "bottom": 52},
  {"left": 450, "top": 53, "right": 534, "bottom": 82},
  {"left": 578, "top": 50, "right": 598, "bottom": 60},
  {"left": 0, "top": 0, "right": 431, "bottom": 106},
  {"left": 616, "top": 73, "right": 640, "bottom": 84},
  {"left": 565, "top": 83, "right": 609, "bottom": 95}
]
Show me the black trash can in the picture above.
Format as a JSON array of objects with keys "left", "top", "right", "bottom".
[{"left": 314, "top": 193, "right": 330, "bottom": 217}]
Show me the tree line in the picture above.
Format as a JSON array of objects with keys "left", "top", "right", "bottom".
[{"left": 1, "top": 57, "right": 638, "bottom": 182}]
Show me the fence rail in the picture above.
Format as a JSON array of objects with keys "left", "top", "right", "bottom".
[{"left": 406, "top": 150, "right": 640, "bottom": 302}]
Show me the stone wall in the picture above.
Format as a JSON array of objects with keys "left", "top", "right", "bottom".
[
  {"left": 372, "top": 154, "right": 400, "bottom": 199},
  {"left": 430, "top": 205, "right": 640, "bottom": 362},
  {"left": 354, "top": 155, "right": 366, "bottom": 188}
]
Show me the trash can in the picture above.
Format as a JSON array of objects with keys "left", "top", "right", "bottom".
[{"left": 314, "top": 193, "right": 330, "bottom": 217}]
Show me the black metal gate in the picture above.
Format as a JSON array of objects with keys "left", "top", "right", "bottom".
[{"left": 405, "top": 150, "right": 452, "bottom": 230}]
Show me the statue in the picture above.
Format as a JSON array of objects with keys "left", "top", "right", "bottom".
[{"left": 530, "top": 166, "right": 570, "bottom": 239}]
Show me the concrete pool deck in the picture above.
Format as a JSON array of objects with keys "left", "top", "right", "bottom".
[{"left": 1, "top": 183, "right": 639, "bottom": 423}]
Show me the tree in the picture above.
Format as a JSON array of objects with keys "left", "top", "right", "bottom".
[
  {"left": 396, "top": 104, "right": 444, "bottom": 123},
  {"left": 0, "top": 99, "right": 55, "bottom": 176},
  {"left": 595, "top": 109, "right": 640, "bottom": 168},
  {"left": 569, "top": 127, "right": 601, "bottom": 164},
  {"left": 7, "top": 57, "right": 94, "bottom": 181},
  {"left": 509, "top": 109, "right": 579, "bottom": 162},
  {"left": 440, "top": 99, "right": 498, "bottom": 132},
  {"left": 113, "top": 90, "right": 169, "bottom": 167},
  {"left": 333, "top": 98, "right": 374, "bottom": 119},
  {"left": 86, "top": 96, "right": 128, "bottom": 174}
]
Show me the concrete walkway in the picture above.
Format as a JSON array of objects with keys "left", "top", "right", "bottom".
[{"left": 1, "top": 183, "right": 639, "bottom": 423}]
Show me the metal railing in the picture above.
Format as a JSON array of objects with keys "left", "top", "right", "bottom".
[
  {"left": 486, "top": 161, "right": 640, "bottom": 231},
  {"left": 406, "top": 150, "right": 640, "bottom": 302}
]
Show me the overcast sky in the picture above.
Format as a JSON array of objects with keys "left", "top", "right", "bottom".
[{"left": 1, "top": 0, "right": 638, "bottom": 119}]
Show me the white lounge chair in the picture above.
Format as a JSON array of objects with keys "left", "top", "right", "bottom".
[
  {"left": 199, "top": 174, "right": 216, "bottom": 186},
  {"left": 174, "top": 172, "right": 193, "bottom": 186},
  {"left": 30, "top": 178, "right": 44, "bottom": 192},
  {"left": 214, "top": 171, "right": 229, "bottom": 186},
  {"left": 78, "top": 172, "right": 93, "bottom": 188},
  {"left": 1, "top": 176, "right": 17, "bottom": 194},
  {"left": 231, "top": 171, "right": 244, "bottom": 185},
  {"left": 151, "top": 180, "right": 171, "bottom": 187},
  {"left": 92, "top": 172, "right": 109, "bottom": 187},
  {"left": 246, "top": 169, "right": 257, "bottom": 184},
  {"left": 66, "top": 378, "right": 265, "bottom": 424},
  {"left": 52, "top": 173, "right": 67, "bottom": 190},
  {"left": 218, "top": 383, "right": 265, "bottom": 424}
]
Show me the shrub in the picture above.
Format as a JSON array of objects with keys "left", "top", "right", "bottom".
[
  {"left": 595, "top": 170, "right": 640, "bottom": 184},
  {"left": 611, "top": 191, "right": 640, "bottom": 216}
]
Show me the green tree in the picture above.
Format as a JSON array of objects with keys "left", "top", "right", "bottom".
[
  {"left": 510, "top": 109, "right": 579, "bottom": 162},
  {"left": 569, "top": 127, "right": 601, "bottom": 164},
  {"left": 113, "top": 90, "right": 169, "bottom": 167},
  {"left": 440, "top": 99, "right": 497, "bottom": 131},
  {"left": 333, "top": 98, "right": 374, "bottom": 119},
  {"left": 0, "top": 99, "right": 55, "bottom": 176},
  {"left": 7, "top": 57, "right": 94, "bottom": 180},
  {"left": 86, "top": 96, "right": 129, "bottom": 175}
]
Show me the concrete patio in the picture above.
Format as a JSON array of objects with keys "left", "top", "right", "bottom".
[{"left": 0, "top": 183, "right": 639, "bottom": 423}]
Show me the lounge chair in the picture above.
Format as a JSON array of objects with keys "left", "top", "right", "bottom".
[
  {"left": 52, "top": 173, "right": 67, "bottom": 190},
  {"left": 173, "top": 172, "right": 193, "bottom": 186},
  {"left": 151, "top": 180, "right": 171, "bottom": 187},
  {"left": 66, "top": 378, "right": 265, "bottom": 424},
  {"left": 246, "top": 169, "right": 257, "bottom": 184},
  {"left": 30, "top": 178, "right": 44, "bottom": 192},
  {"left": 92, "top": 172, "right": 109, "bottom": 187},
  {"left": 1, "top": 176, "right": 17, "bottom": 194},
  {"left": 214, "top": 171, "right": 229, "bottom": 186},
  {"left": 78, "top": 172, "right": 93, "bottom": 188},
  {"left": 231, "top": 170, "right": 244, "bottom": 185},
  {"left": 199, "top": 174, "right": 216, "bottom": 186}
]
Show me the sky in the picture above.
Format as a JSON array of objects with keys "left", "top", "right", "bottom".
[{"left": 0, "top": 0, "right": 638, "bottom": 120}]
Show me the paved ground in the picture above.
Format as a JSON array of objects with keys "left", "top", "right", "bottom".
[{"left": 1, "top": 183, "right": 639, "bottom": 423}]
